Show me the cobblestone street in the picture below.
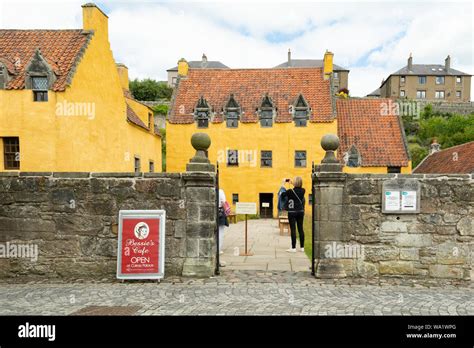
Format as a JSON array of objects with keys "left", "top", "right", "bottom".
[{"left": 1, "top": 270, "right": 473, "bottom": 315}]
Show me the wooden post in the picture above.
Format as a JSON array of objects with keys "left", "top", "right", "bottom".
[{"left": 240, "top": 213, "right": 253, "bottom": 256}]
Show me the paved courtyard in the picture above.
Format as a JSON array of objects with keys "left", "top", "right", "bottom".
[{"left": 220, "top": 219, "right": 310, "bottom": 271}]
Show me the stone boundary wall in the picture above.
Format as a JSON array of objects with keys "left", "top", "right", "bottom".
[
  {"left": 0, "top": 171, "right": 216, "bottom": 280},
  {"left": 314, "top": 173, "right": 473, "bottom": 282},
  {"left": 418, "top": 101, "right": 474, "bottom": 115}
]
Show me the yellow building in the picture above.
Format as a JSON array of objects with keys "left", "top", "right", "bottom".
[
  {"left": 167, "top": 53, "right": 411, "bottom": 217},
  {"left": 0, "top": 3, "right": 161, "bottom": 173}
]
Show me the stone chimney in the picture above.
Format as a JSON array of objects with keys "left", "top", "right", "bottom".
[
  {"left": 323, "top": 50, "right": 334, "bottom": 80},
  {"left": 445, "top": 55, "right": 451, "bottom": 71},
  {"left": 201, "top": 53, "right": 208, "bottom": 67},
  {"left": 430, "top": 139, "right": 441, "bottom": 154},
  {"left": 407, "top": 53, "right": 413, "bottom": 72},
  {"left": 116, "top": 63, "right": 129, "bottom": 90},
  {"left": 82, "top": 3, "right": 109, "bottom": 42},
  {"left": 178, "top": 58, "right": 189, "bottom": 77},
  {"left": 288, "top": 49, "right": 291, "bottom": 66}
]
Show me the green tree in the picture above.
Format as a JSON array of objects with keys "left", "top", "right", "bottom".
[
  {"left": 152, "top": 104, "right": 169, "bottom": 116},
  {"left": 129, "top": 79, "right": 173, "bottom": 101}
]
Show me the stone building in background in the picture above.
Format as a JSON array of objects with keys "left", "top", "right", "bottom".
[{"left": 371, "top": 54, "right": 471, "bottom": 102}]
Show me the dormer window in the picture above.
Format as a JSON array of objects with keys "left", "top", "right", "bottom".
[
  {"left": 25, "top": 49, "right": 56, "bottom": 102},
  {"left": 259, "top": 94, "right": 275, "bottom": 128},
  {"left": 293, "top": 94, "right": 310, "bottom": 127},
  {"left": 344, "top": 145, "right": 361, "bottom": 167},
  {"left": 224, "top": 94, "right": 240, "bottom": 128},
  {"left": 32, "top": 76, "right": 48, "bottom": 102},
  {"left": 194, "top": 96, "right": 210, "bottom": 128}
]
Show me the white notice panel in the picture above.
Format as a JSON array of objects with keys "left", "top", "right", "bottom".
[
  {"left": 401, "top": 191, "right": 417, "bottom": 211},
  {"left": 236, "top": 202, "right": 257, "bottom": 215},
  {"left": 384, "top": 191, "right": 400, "bottom": 211}
]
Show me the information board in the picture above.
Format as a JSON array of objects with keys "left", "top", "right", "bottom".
[
  {"left": 382, "top": 179, "right": 420, "bottom": 214},
  {"left": 236, "top": 202, "right": 257, "bottom": 215},
  {"left": 117, "top": 210, "right": 165, "bottom": 280}
]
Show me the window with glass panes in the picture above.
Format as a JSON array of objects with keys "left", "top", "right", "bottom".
[
  {"left": 195, "top": 97, "right": 210, "bottom": 128},
  {"left": 416, "top": 90, "right": 426, "bottom": 99},
  {"left": 293, "top": 94, "right": 309, "bottom": 127},
  {"left": 418, "top": 76, "right": 426, "bottom": 84},
  {"left": 435, "top": 76, "right": 445, "bottom": 85},
  {"left": 32, "top": 76, "right": 48, "bottom": 102},
  {"left": 295, "top": 150, "right": 306, "bottom": 167},
  {"left": 259, "top": 95, "right": 274, "bottom": 127},
  {"left": 227, "top": 149, "right": 239, "bottom": 166},
  {"left": 261, "top": 150, "right": 272, "bottom": 167},
  {"left": 226, "top": 110, "right": 239, "bottom": 128},
  {"left": 3, "top": 137, "right": 20, "bottom": 170}
]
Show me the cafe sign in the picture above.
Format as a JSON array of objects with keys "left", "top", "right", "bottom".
[{"left": 117, "top": 210, "right": 165, "bottom": 280}]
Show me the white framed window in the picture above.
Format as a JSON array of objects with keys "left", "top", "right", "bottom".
[
  {"left": 400, "top": 90, "right": 405, "bottom": 97},
  {"left": 333, "top": 71, "right": 339, "bottom": 79},
  {"left": 435, "top": 91, "right": 445, "bottom": 99},
  {"left": 456, "top": 76, "right": 462, "bottom": 84},
  {"left": 416, "top": 90, "right": 426, "bottom": 99},
  {"left": 400, "top": 76, "right": 406, "bottom": 84},
  {"left": 435, "top": 76, "right": 445, "bottom": 85},
  {"left": 456, "top": 91, "right": 462, "bottom": 98}
]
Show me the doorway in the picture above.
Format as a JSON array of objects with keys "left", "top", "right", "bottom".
[{"left": 259, "top": 193, "right": 273, "bottom": 218}]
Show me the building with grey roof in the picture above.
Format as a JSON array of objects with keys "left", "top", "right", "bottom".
[
  {"left": 275, "top": 49, "right": 350, "bottom": 93},
  {"left": 370, "top": 54, "right": 471, "bottom": 101},
  {"left": 166, "top": 54, "right": 229, "bottom": 87}
]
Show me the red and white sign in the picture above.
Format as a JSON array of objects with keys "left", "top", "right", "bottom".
[{"left": 117, "top": 210, "right": 165, "bottom": 280}]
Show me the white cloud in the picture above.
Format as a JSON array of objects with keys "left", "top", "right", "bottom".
[{"left": 0, "top": 0, "right": 472, "bottom": 97}]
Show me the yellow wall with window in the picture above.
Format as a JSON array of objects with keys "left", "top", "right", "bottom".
[
  {"left": 167, "top": 120, "right": 409, "bottom": 217},
  {"left": 0, "top": 5, "right": 161, "bottom": 173}
]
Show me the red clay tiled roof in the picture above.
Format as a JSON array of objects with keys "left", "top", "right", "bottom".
[
  {"left": 126, "top": 103, "right": 148, "bottom": 130},
  {"left": 169, "top": 68, "right": 334, "bottom": 124},
  {"left": 413, "top": 141, "right": 474, "bottom": 174},
  {"left": 0, "top": 29, "right": 92, "bottom": 91},
  {"left": 337, "top": 98, "right": 410, "bottom": 167}
]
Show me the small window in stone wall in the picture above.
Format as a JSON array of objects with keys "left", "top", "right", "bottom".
[
  {"left": 232, "top": 193, "right": 239, "bottom": 204},
  {"left": 387, "top": 166, "right": 401, "bottom": 173},
  {"left": 149, "top": 160, "right": 154, "bottom": 173}
]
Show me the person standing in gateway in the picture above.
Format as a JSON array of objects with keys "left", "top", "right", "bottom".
[{"left": 280, "top": 177, "right": 306, "bottom": 253}]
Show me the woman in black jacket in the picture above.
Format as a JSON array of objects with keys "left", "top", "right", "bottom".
[{"left": 281, "top": 176, "right": 305, "bottom": 253}]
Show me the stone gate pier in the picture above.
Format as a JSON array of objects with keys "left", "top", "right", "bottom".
[{"left": 313, "top": 134, "right": 474, "bottom": 282}]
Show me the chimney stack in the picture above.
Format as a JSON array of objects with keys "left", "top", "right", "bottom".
[
  {"left": 323, "top": 50, "right": 334, "bottom": 80},
  {"left": 407, "top": 53, "right": 413, "bottom": 71},
  {"left": 178, "top": 58, "right": 189, "bottom": 77},
  {"left": 82, "top": 3, "right": 109, "bottom": 42},
  {"left": 430, "top": 139, "right": 441, "bottom": 155},
  {"left": 445, "top": 55, "right": 451, "bottom": 71},
  {"left": 288, "top": 49, "right": 291, "bottom": 66},
  {"left": 116, "top": 63, "right": 129, "bottom": 91}
]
